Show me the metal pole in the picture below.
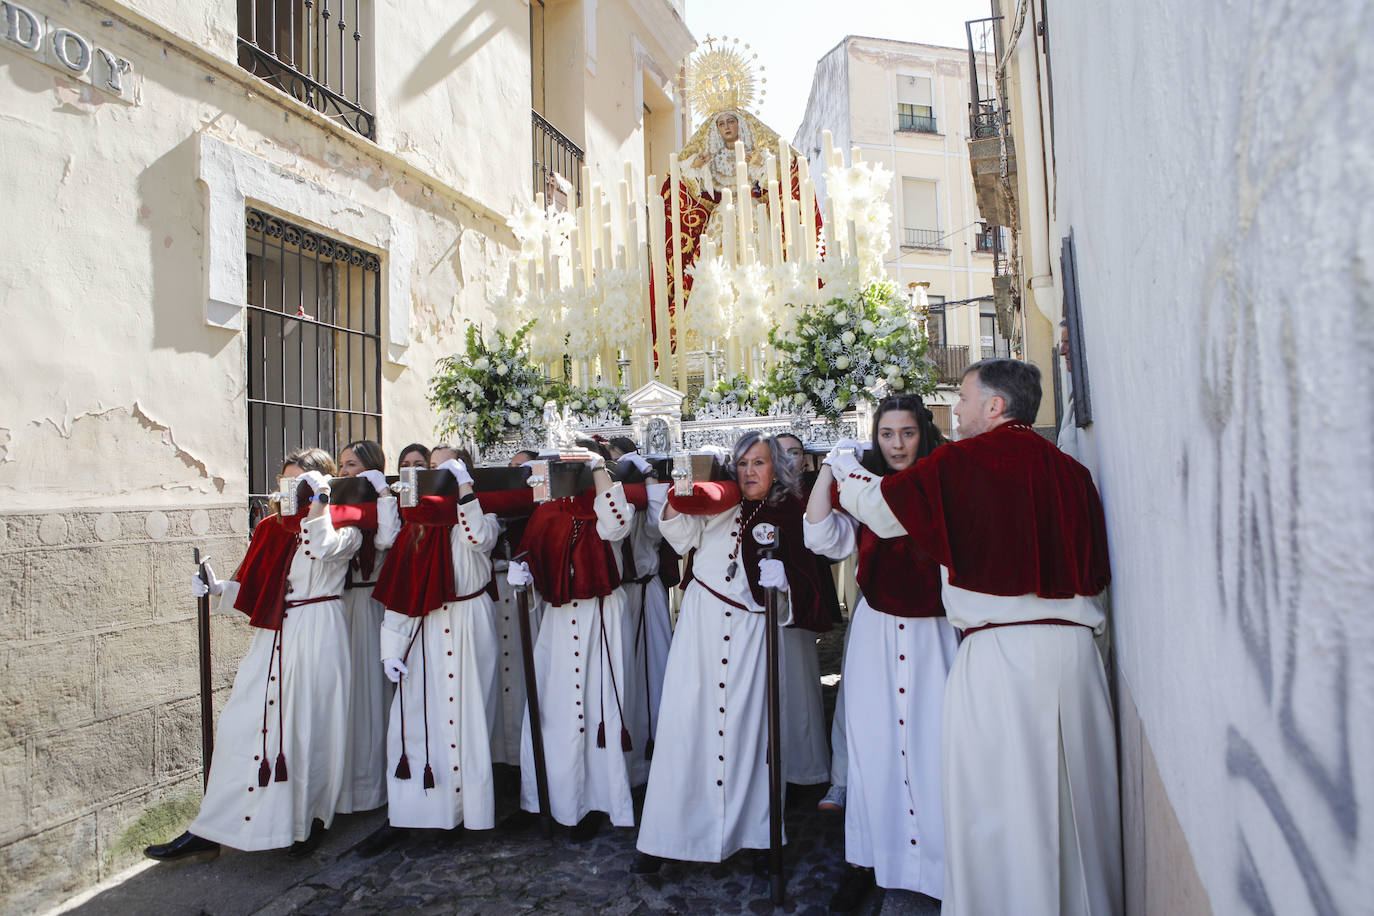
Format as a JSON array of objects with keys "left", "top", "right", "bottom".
[
  {"left": 510, "top": 547, "right": 553, "bottom": 838},
  {"left": 194, "top": 547, "right": 214, "bottom": 790},
  {"left": 762, "top": 543, "right": 784, "bottom": 905}
]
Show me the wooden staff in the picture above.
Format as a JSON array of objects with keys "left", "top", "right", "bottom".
[
  {"left": 752, "top": 523, "right": 785, "bottom": 905},
  {"left": 508, "top": 542, "right": 553, "bottom": 839},
  {"left": 193, "top": 547, "right": 214, "bottom": 790}
]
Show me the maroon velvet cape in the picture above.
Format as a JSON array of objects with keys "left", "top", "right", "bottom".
[
  {"left": 372, "top": 496, "right": 462, "bottom": 618},
  {"left": 233, "top": 503, "right": 376, "bottom": 630},
  {"left": 518, "top": 489, "right": 622, "bottom": 606},
  {"left": 879, "top": 421, "right": 1111, "bottom": 598},
  {"left": 668, "top": 482, "right": 839, "bottom": 633}
]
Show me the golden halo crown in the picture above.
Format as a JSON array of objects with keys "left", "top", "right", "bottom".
[{"left": 686, "top": 35, "right": 766, "bottom": 122}]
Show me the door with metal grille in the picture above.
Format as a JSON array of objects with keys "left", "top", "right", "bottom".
[{"left": 245, "top": 207, "right": 382, "bottom": 526}]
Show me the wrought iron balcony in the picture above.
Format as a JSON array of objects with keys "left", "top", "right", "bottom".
[
  {"left": 928, "top": 344, "right": 970, "bottom": 384},
  {"left": 236, "top": 0, "right": 374, "bottom": 139},
  {"left": 897, "top": 111, "right": 938, "bottom": 134},
  {"left": 532, "top": 110, "right": 584, "bottom": 208},
  {"left": 903, "top": 227, "right": 944, "bottom": 249},
  {"left": 975, "top": 224, "right": 997, "bottom": 252}
]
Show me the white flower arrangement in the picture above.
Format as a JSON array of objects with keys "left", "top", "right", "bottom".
[
  {"left": 430, "top": 321, "right": 548, "bottom": 448},
  {"left": 766, "top": 280, "right": 936, "bottom": 419}
]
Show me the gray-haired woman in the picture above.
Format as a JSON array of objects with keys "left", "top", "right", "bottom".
[{"left": 633, "top": 432, "right": 837, "bottom": 874}]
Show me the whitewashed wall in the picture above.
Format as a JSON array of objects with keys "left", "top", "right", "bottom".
[{"left": 1049, "top": 0, "right": 1374, "bottom": 912}]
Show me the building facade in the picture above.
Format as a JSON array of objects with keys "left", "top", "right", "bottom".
[
  {"left": 0, "top": 0, "right": 689, "bottom": 910},
  {"left": 794, "top": 35, "right": 1015, "bottom": 433},
  {"left": 978, "top": 0, "right": 1373, "bottom": 913}
]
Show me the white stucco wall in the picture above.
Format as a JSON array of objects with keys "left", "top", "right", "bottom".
[{"left": 1048, "top": 0, "right": 1374, "bottom": 912}]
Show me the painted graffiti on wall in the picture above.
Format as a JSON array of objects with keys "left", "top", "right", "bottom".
[{"left": 1198, "top": 2, "right": 1373, "bottom": 913}]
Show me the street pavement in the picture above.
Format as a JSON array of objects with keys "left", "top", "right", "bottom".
[{"left": 63, "top": 623, "right": 940, "bottom": 916}]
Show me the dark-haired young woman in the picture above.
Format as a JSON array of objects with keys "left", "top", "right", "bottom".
[{"left": 804, "top": 396, "right": 955, "bottom": 911}]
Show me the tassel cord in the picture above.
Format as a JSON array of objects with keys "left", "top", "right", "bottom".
[
  {"left": 597, "top": 596, "right": 632, "bottom": 752},
  {"left": 394, "top": 618, "right": 425, "bottom": 779},
  {"left": 258, "top": 630, "right": 279, "bottom": 786}
]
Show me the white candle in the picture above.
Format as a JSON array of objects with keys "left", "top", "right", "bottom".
[
  {"left": 670, "top": 158, "right": 686, "bottom": 390},
  {"left": 799, "top": 157, "right": 817, "bottom": 263},
  {"left": 648, "top": 173, "right": 670, "bottom": 381},
  {"left": 721, "top": 188, "right": 736, "bottom": 266}
]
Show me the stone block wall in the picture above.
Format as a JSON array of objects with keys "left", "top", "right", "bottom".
[{"left": 0, "top": 504, "right": 252, "bottom": 914}]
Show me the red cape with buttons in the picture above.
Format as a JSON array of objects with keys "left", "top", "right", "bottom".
[
  {"left": 232, "top": 503, "right": 377, "bottom": 630},
  {"left": 879, "top": 421, "right": 1111, "bottom": 598},
  {"left": 518, "top": 488, "right": 625, "bottom": 607}
]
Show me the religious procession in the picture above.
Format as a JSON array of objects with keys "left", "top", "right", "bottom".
[{"left": 4, "top": 0, "right": 1368, "bottom": 915}]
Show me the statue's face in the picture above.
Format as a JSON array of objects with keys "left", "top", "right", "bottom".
[{"left": 716, "top": 113, "right": 740, "bottom": 146}]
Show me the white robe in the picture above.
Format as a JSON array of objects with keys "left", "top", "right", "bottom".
[
  {"left": 636, "top": 503, "right": 792, "bottom": 863},
  {"left": 337, "top": 497, "right": 401, "bottom": 814},
  {"left": 621, "top": 483, "right": 673, "bottom": 786},
  {"left": 519, "top": 483, "right": 638, "bottom": 827},
  {"left": 805, "top": 509, "right": 956, "bottom": 897},
  {"left": 487, "top": 564, "right": 544, "bottom": 766},
  {"left": 379, "top": 499, "right": 499, "bottom": 831},
  {"left": 778, "top": 625, "right": 829, "bottom": 785},
  {"left": 190, "top": 511, "right": 361, "bottom": 850},
  {"left": 840, "top": 472, "right": 1123, "bottom": 916}
]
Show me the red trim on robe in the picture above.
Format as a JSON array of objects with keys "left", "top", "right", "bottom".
[{"left": 879, "top": 422, "right": 1111, "bottom": 598}]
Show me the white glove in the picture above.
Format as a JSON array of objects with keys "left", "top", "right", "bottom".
[
  {"left": 438, "top": 458, "right": 474, "bottom": 487},
  {"left": 823, "top": 440, "right": 864, "bottom": 477},
  {"left": 298, "top": 470, "right": 332, "bottom": 496},
  {"left": 359, "top": 469, "right": 389, "bottom": 495},
  {"left": 190, "top": 561, "right": 225, "bottom": 598},
  {"left": 506, "top": 560, "right": 534, "bottom": 588},
  {"left": 626, "top": 453, "right": 653, "bottom": 474},
  {"left": 758, "top": 558, "right": 789, "bottom": 591},
  {"left": 383, "top": 658, "right": 408, "bottom": 683}
]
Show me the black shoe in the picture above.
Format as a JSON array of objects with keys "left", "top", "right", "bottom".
[
  {"left": 828, "top": 866, "right": 876, "bottom": 913},
  {"left": 286, "top": 818, "right": 327, "bottom": 858},
  {"left": 144, "top": 831, "right": 220, "bottom": 862},
  {"left": 629, "top": 853, "right": 664, "bottom": 875},
  {"left": 498, "top": 809, "right": 539, "bottom": 832},
  {"left": 568, "top": 811, "right": 604, "bottom": 844},
  {"left": 356, "top": 824, "right": 405, "bottom": 858}
]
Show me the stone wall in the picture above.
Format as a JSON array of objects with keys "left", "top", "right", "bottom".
[{"left": 0, "top": 505, "right": 250, "bottom": 913}]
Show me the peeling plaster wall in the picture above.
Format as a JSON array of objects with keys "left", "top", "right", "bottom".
[
  {"left": 1046, "top": 0, "right": 1374, "bottom": 912},
  {"left": 0, "top": 0, "right": 529, "bottom": 909}
]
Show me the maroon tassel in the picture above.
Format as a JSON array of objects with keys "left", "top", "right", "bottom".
[
  {"left": 274, "top": 752, "right": 288, "bottom": 783},
  {"left": 394, "top": 754, "right": 411, "bottom": 780},
  {"left": 645, "top": 737, "right": 654, "bottom": 761},
  {"left": 620, "top": 727, "right": 634, "bottom": 753},
  {"left": 596, "top": 721, "right": 606, "bottom": 748},
  {"left": 423, "top": 764, "right": 435, "bottom": 790},
  {"left": 258, "top": 759, "right": 271, "bottom": 787}
]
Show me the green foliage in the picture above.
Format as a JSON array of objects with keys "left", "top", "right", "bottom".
[
  {"left": 684, "top": 373, "right": 775, "bottom": 419},
  {"left": 766, "top": 281, "right": 935, "bottom": 419},
  {"left": 543, "top": 379, "right": 631, "bottom": 425},
  {"left": 428, "top": 321, "right": 548, "bottom": 448}
]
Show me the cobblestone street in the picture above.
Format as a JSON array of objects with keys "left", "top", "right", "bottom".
[{"left": 64, "top": 624, "right": 939, "bottom": 916}]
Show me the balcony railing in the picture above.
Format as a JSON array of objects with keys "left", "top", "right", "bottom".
[
  {"left": 236, "top": 0, "right": 374, "bottom": 139},
  {"left": 903, "top": 227, "right": 944, "bottom": 249},
  {"left": 929, "top": 344, "right": 970, "bottom": 385},
  {"left": 532, "top": 110, "right": 584, "bottom": 209},
  {"left": 897, "top": 111, "right": 938, "bottom": 133},
  {"left": 975, "top": 224, "right": 996, "bottom": 252}
]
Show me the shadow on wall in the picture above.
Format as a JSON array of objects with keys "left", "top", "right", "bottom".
[
  {"left": 400, "top": 1, "right": 510, "bottom": 101},
  {"left": 1195, "top": 3, "right": 1373, "bottom": 913}
]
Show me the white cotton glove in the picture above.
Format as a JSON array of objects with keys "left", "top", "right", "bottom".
[
  {"left": 438, "top": 458, "right": 474, "bottom": 487},
  {"left": 758, "top": 558, "right": 789, "bottom": 591},
  {"left": 626, "top": 452, "right": 653, "bottom": 474},
  {"left": 383, "top": 658, "right": 408, "bottom": 683},
  {"left": 359, "top": 469, "right": 389, "bottom": 495},
  {"left": 299, "top": 470, "right": 332, "bottom": 496},
  {"left": 824, "top": 439, "right": 865, "bottom": 477},
  {"left": 190, "top": 561, "right": 225, "bottom": 598},
  {"left": 506, "top": 560, "right": 534, "bottom": 588}
]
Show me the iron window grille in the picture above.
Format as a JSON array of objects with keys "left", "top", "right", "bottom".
[
  {"left": 236, "top": 0, "right": 375, "bottom": 139},
  {"left": 532, "top": 110, "right": 584, "bottom": 208},
  {"left": 904, "top": 227, "right": 944, "bottom": 249},
  {"left": 975, "top": 223, "right": 997, "bottom": 252},
  {"left": 245, "top": 207, "right": 382, "bottom": 526},
  {"left": 897, "top": 104, "right": 937, "bottom": 134}
]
